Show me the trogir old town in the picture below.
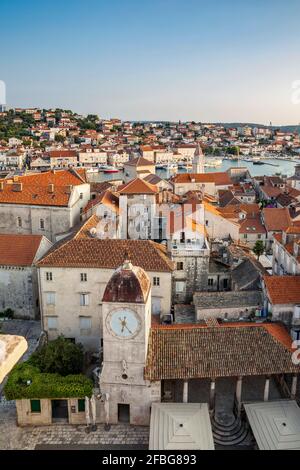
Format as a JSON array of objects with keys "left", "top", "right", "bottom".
[{"left": 1, "top": 0, "right": 300, "bottom": 460}]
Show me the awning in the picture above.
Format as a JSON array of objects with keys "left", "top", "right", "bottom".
[
  {"left": 149, "top": 403, "right": 214, "bottom": 450},
  {"left": 244, "top": 400, "right": 300, "bottom": 450}
]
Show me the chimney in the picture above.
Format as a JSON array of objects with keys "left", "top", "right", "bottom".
[
  {"left": 48, "top": 183, "right": 54, "bottom": 194},
  {"left": 0, "top": 182, "right": 3, "bottom": 191},
  {"left": 12, "top": 182, "right": 23, "bottom": 192}
]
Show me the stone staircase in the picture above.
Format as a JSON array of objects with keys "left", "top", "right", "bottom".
[{"left": 211, "top": 411, "right": 253, "bottom": 447}]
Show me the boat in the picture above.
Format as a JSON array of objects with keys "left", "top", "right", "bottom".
[
  {"left": 86, "top": 167, "right": 99, "bottom": 174},
  {"left": 101, "top": 165, "right": 119, "bottom": 173},
  {"left": 204, "top": 158, "right": 222, "bottom": 168},
  {"left": 155, "top": 164, "right": 165, "bottom": 170},
  {"left": 252, "top": 156, "right": 264, "bottom": 165}
]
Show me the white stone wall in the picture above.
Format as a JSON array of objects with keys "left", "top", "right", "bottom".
[
  {"left": 0, "top": 184, "right": 90, "bottom": 242},
  {"left": 39, "top": 266, "right": 171, "bottom": 351}
]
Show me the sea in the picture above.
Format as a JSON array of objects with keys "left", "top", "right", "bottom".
[{"left": 88, "top": 158, "right": 299, "bottom": 184}]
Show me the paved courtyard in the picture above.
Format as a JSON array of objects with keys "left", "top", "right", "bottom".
[{"left": 0, "top": 402, "right": 149, "bottom": 450}]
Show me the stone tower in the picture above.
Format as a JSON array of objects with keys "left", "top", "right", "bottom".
[
  {"left": 192, "top": 143, "right": 205, "bottom": 173},
  {"left": 99, "top": 257, "right": 161, "bottom": 425}
]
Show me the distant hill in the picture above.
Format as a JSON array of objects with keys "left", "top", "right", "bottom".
[{"left": 214, "top": 123, "right": 300, "bottom": 133}]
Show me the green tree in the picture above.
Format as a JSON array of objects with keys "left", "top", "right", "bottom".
[
  {"left": 253, "top": 240, "right": 265, "bottom": 260},
  {"left": 55, "top": 134, "right": 65, "bottom": 143},
  {"left": 29, "top": 336, "right": 84, "bottom": 376}
]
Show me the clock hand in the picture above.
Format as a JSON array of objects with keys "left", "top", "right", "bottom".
[
  {"left": 119, "top": 317, "right": 126, "bottom": 333},
  {"left": 124, "top": 324, "right": 133, "bottom": 335}
]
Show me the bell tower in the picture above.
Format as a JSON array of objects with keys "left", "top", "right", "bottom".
[
  {"left": 99, "top": 256, "right": 161, "bottom": 425},
  {"left": 192, "top": 143, "right": 205, "bottom": 173}
]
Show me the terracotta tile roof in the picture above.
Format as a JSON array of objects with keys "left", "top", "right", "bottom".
[
  {"left": 286, "top": 225, "right": 300, "bottom": 234},
  {"left": 37, "top": 239, "right": 174, "bottom": 272},
  {"left": 0, "top": 169, "right": 87, "bottom": 207},
  {"left": 74, "top": 215, "right": 100, "bottom": 239},
  {"left": 0, "top": 234, "right": 43, "bottom": 266},
  {"left": 239, "top": 217, "right": 266, "bottom": 234},
  {"left": 90, "top": 182, "right": 112, "bottom": 194},
  {"left": 172, "top": 172, "right": 232, "bottom": 186},
  {"left": 145, "top": 323, "right": 299, "bottom": 380},
  {"left": 264, "top": 275, "right": 300, "bottom": 304},
  {"left": 124, "top": 156, "right": 154, "bottom": 167},
  {"left": 118, "top": 178, "right": 158, "bottom": 195},
  {"left": 83, "top": 190, "right": 119, "bottom": 214},
  {"left": 263, "top": 208, "right": 291, "bottom": 232},
  {"left": 261, "top": 186, "right": 282, "bottom": 198},
  {"left": 48, "top": 150, "right": 77, "bottom": 158}
]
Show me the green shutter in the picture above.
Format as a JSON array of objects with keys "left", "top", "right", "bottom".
[
  {"left": 30, "top": 399, "right": 41, "bottom": 413},
  {"left": 78, "top": 399, "right": 85, "bottom": 412}
]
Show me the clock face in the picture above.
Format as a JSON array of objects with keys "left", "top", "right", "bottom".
[{"left": 108, "top": 308, "right": 140, "bottom": 339}]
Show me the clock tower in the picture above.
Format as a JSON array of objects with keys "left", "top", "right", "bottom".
[{"left": 99, "top": 257, "right": 161, "bottom": 425}]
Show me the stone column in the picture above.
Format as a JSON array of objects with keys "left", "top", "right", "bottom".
[
  {"left": 209, "top": 379, "right": 216, "bottom": 413},
  {"left": 183, "top": 380, "right": 189, "bottom": 403},
  {"left": 264, "top": 376, "right": 270, "bottom": 402},
  {"left": 236, "top": 376, "right": 243, "bottom": 416},
  {"left": 291, "top": 375, "right": 298, "bottom": 399}
]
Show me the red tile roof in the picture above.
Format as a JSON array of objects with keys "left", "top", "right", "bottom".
[
  {"left": 264, "top": 275, "right": 300, "bottom": 304},
  {"left": 118, "top": 178, "right": 158, "bottom": 195},
  {"left": 0, "top": 169, "right": 87, "bottom": 207},
  {"left": 38, "top": 239, "right": 174, "bottom": 272},
  {"left": 0, "top": 234, "right": 43, "bottom": 266},
  {"left": 124, "top": 156, "right": 154, "bottom": 167},
  {"left": 263, "top": 208, "right": 291, "bottom": 232},
  {"left": 239, "top": 217, "right": 266, "bottom": 234},
  {"left": 145, "top": 323, "right": 299, "bottom": 380},
  {"left": 172, "top": 172, "right": 232, "bottom": 186}
]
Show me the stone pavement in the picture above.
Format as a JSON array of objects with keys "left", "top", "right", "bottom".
[{"left": 0, "top": 403, "right": 149, "bottom": 450}]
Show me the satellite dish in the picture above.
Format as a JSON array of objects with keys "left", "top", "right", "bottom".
[{"left": 89, "top": 227, "right": 97, "bottom": 238}]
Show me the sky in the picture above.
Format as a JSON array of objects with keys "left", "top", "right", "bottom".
[{"left": 1, "top": 0, "right": 300, "bottom": 124}]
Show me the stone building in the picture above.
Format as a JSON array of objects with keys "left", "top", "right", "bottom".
[
  {"left": 37, "top": 237, "right": 173, "bottom": 351},
  {"left": 118, "top": 178, "right": 158, "bottom": 240},
  {"left": 193, "top": 290, "right": 263, "bottom": 321},
  {"left": 263, "top": 275, "right": 300, "bottom": 337},
  {"left": 0, "top": 169, "right": 90, "bottom": 242},
  {"left": 99, "top": 259, "right": 161, "bottom": 425},
  {"left": 123, "top": 156, "right": 155, "bottom": 183},
  {"left": 0, "top": 234, "right": 52, "bottom": 319}
]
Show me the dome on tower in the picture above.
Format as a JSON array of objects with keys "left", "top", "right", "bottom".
[{"left": 102, "top": 257, "right": 151, "bottom": 304}]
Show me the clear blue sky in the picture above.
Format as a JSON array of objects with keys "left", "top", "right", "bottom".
[{"left": 1, "top": 0, "right": 300, "bottom": 124}]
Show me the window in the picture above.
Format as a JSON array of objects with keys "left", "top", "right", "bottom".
[
  {"left": 80, "top": 293, "right": 89, "bottom": 306},
  {"left": 46, "top": 292, "right": 56, "bottom": 305},
  {"left": 47, "top": 316, "right": 58, "bottom": 330},
  {"left": 40, "top": 219, "right": 45, "bottom": 230},
  {"left": 79, "top": 316, "right": 92, "bottom": 330},
  {"left": 78, "top": 399, "right": 85, "bottom": 412},
  {"left": 46, "top": 272, "right": 53, "bottom": 281},
  {"left": 80, "top": 193, "right": 83, "bottom": 200},
  {"left": 223, "top": 278, "right": 228, "bottom": 289},
  {"left": 80, "top": 273, "right": 87, "bottom": 282},
  {"left": 176, "top": 281, "right": 185, "bottom": 293},
  {"left": 208, "top": 278, "right": 214, "bottom": 287},
  {"left": 153, "top": 277, "right": 160, "bottom": 287},
  {"left": 243, "top": 234, "right": 247, "bottom": 239},
  {"left": 205, "top": 220, "right": 209, "bottom": 227},
  {"left": 30, "top": 399, "right": 41, "bottom": 413},
  {"left": 17, "top": 217, "right": 22, "bottom": 228},
  {"left": 257, "top": 234, "right": 261, "bottom": 239},
  {"left": 177, "top": 262, "right": 184, "bottom": 271}
]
